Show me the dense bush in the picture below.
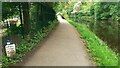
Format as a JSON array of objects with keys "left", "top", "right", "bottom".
[
  {"left": 94, "top": 2, "right": 119, "bottom": 21},
  {"left": 67, "top": 2, "right": 119, "bottom": 21}
]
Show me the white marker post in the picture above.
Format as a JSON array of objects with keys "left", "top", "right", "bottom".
[{"left": 5, "top": 40, "right": 16, "bottom": 57}]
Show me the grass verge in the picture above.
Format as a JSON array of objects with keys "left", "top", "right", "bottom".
[
  {"left": 2, "top": 20, "right": 59, "bottom": 68},
  {"left": 68, "top": 20, "right": 118, "bottom": 66}
]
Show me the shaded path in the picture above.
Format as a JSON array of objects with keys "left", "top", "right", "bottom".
[{"left": 17, "top": 16, "right": 94, "bottom": 66}]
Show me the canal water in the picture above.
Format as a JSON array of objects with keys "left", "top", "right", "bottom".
[
  {"left": 80, "top": 20, "right": 119, "bottom": 53},
  {"left": 89, "top": 20, "right": 119, "bottom": 52}
]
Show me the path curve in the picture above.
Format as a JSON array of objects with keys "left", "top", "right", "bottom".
[{"left": 17, "top": 16, "right": 94, "bottom": 66}]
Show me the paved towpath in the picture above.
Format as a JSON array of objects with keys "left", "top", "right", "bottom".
[{"left": 17, "top": 15, "right": 94, "bottom": 66}]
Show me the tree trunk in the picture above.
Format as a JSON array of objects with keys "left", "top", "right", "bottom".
[
  {"left": 19, "top": 3, "right": 24, "bottom": 38},
  {"left": 22, "top": 2, "right": 30, "bottom": 34}
]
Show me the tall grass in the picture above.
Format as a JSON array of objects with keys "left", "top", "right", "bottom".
[{"left": 68, "top": 20, "right": 118, "bottom": 66}]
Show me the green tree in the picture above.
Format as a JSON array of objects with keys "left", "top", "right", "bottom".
[{"left": 2, "top": 2, "right": 19, "bottom": 21}]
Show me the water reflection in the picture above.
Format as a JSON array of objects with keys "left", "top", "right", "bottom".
[
  {"left": 73, "top": 19, "right": 119, "bottom": 53},
  {"left": 90, "top": 21, "right": 118, "bottom": 52}
]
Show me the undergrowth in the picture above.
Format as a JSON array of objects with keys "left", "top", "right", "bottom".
[
  {"left": 2, "top": 20, "right": 59, "bottom": 68},
  {"left": 68, "top": 20, "right": 118, "bottom": 67}
]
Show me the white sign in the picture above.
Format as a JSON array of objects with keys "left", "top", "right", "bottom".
[{"left": 5, "top": 44, "right": 16, "bottom": 57}]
